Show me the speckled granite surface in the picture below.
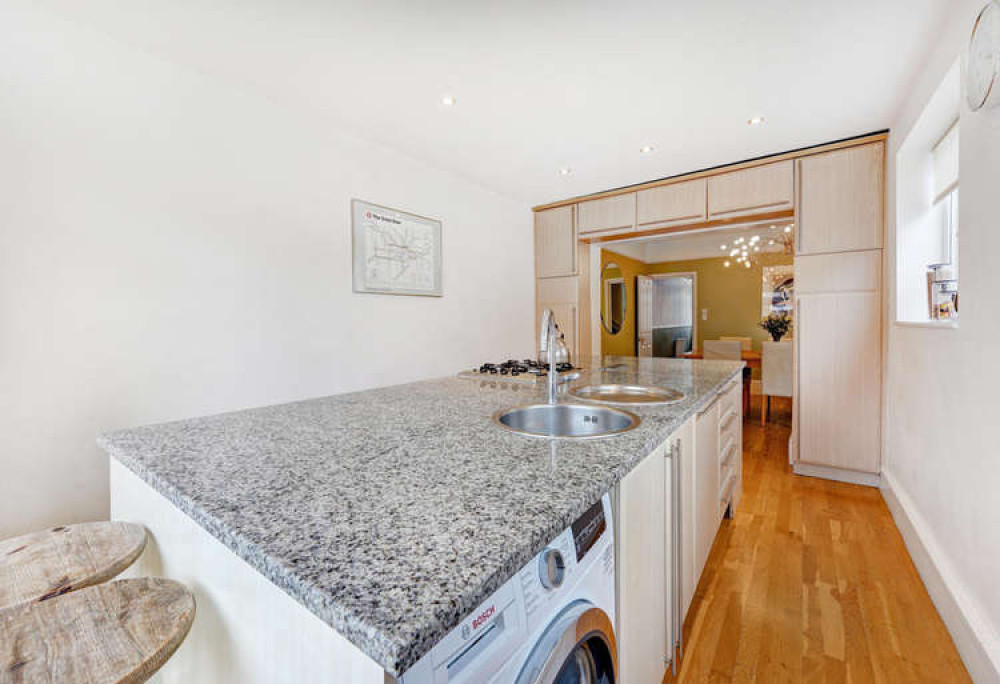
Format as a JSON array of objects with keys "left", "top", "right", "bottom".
[{"left": 99, "top": 356, "right": 742, "bottom": 675}]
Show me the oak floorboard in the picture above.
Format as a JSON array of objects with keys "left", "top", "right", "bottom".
[{"left": 665, "top": 397, "right": 971, "bottom": 684}]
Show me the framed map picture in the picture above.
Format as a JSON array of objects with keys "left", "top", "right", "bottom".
[{"left": 351, "top": 199, "right": 442, "bottom": 296}]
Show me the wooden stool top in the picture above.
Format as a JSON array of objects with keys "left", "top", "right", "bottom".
[
  {"left": 0, "top": 522, "right": 147, "bottom": 611},
  {"left": 0, "top": 577, "right": 195, "bottom": 684}
]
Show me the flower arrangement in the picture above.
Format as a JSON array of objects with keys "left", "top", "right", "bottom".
[{"left": 760, "top": 312, "right": 792, "bottom": 342}]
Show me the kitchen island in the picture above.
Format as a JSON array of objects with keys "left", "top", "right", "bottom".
[{"left": 101, "top": 356, "right": 743, "bottom": 682}]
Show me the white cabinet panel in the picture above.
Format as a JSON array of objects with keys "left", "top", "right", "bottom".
[
  {"left": 637, "top": 179, "right": 707, "bottom": 228},
  {"left": 797, "top": 142, "right": 884, "bottom": 255},
  {"left": 577, "top": 193, "right": 636, "bottom": 235},
  {"left": 617, "top": 443, "right": 668, "bottom": 684},
  {"left": 796, "top": 252, "right": 882, "bottom": 474},
  {"left": 694, "top": 400, "right": 720, "bottom": 576},
  {"left": 534, "top": 206, "right": 577, "bottom": 278},
  {"left": 537, "top": 276, "right": 579, "bottom": 360},
  {"left": 707, "top": 160, "right": 793, "bottom": 218}
]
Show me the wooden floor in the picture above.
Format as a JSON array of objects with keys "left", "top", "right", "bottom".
[{"left": 670, "top": 397, "right": 971, "bottom": 684}]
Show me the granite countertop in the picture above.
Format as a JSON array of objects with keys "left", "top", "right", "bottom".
[{"left": 98, "top": 356, "right": 743, "bottom": 675}]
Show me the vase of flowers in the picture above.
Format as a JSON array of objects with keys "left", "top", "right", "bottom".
[{"left": 760, "top": 312, "right": 792, "bottom": 342}]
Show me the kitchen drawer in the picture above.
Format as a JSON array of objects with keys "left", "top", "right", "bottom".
[
  {"left": 719, "top": 403, "right": 740, "bottom": 445},
  {"left": 719, "top": 382, "right": 741, "bottom": 425},
  {"left": 719, "top": 436, "right": 739, "bottom": 472},
  {"left": 719, "top": 469, "right": 737, "bottom": 519}
]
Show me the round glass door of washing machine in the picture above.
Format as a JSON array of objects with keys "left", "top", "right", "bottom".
[{"left": 515, "top": 601, "right": 616, "bottom": 684}]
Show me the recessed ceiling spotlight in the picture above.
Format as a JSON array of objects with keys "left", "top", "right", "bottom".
[
  {"left": 558, "top": 167, "right": 572, "bottom": 176},
  {"left": 784, "top": 225, "right": 792, "bottom": 233},
  {"left": 747, "top": 116, "right": 765, "bottom": 126},
  {"left": 640, "top": 145, "right": 655, "bottom": 154},
  {"left": 441, "top": 95, "right": 457, "bottom": 107}
]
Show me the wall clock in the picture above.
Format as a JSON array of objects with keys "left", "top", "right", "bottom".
[{"left": 967, "top": 1, "right": 1000, "bottom": 111}]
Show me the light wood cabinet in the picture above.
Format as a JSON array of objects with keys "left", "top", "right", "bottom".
[
  {"left": 795, "top": 250, "right": 882, "bottom": 474},
  {"left": 797, "top": 142, "right": 884, "bottom": 255},
  {"left": 536, "top": 276, "right": 578, "bottom": 360},
  {"left": 707, "top": 160, "right": 794, "bottom": 218},
  {"left": 637, "top": 179, "right": 707, "bottom": 228},
  {"left": 577, "top": 193, "right": 636, "bottom": 236},
  {"left": 694, "top": 399, "right": 720, "bottom": 577},
  {"left": 534, "top": 206, "right": 577, "bottom": 278},
  {"left": 617, "top": 440, "right": 669, "bottom": 684}
]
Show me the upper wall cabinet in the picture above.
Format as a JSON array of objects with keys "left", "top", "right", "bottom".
[
  {"left": 796, "top": 142, "right": 884, "bottom": 255},
  {"left": 535, "top": 205, "right": 577, "bottom": 279},
  {"left": 577, "top": 193, "right": 636, "bottom": 236},
  {"left": 707, "top": 160, "right": 794, "bottom": 219},
  {"left": 636, "top": 179, "right": 707, "bottom": 229}
]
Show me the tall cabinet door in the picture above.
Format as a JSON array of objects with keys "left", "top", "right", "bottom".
[
  {"left": 535, "top": 206, "right": 577, "bottom": 278},
  {"left": 537, "top": 276, "right": 579, "bottom": 360},
  {"left": 795, "top": 251, "right": 882, "bottom": 473},
  {"left": 617, "top": 443, "right": 668, "bottom": 684},
  {"left": 796, "top": 142, "right": 884, "bottom": 255}
]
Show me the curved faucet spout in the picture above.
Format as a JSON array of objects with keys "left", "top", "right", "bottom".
[{"left": 541, "top": 309, "right": 559, "bottom": 405}]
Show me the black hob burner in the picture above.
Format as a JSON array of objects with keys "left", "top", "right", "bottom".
[{"left": 474, "top": 359, "right": 576, "bottom": 377}]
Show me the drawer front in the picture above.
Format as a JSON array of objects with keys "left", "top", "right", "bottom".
[
  {"left": 707, "top": 160, "right": 794, "bottom": 218},
  {"left": 719, "top": 380, "right": 742, "bottom": 418},
  {"left": 577, "top": 193, "right": 636, "bottom": 235}
]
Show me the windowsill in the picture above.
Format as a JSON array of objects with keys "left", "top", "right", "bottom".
[{"left": 894, "top": 319, "right": 959, "bottom": 330}]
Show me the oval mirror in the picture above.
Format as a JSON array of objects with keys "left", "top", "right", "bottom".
[{"left": 600, "top": 262, "right": 627, "bottom": 335}]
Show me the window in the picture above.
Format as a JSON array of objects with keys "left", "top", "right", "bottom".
[
  {"left": 896, "top": 58, "right": 961, "bottom": 325},
  {"left": 928, "top": 121, "right": 959, "bottom": 321}
]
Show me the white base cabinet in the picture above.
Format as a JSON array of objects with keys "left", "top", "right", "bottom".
[{"left": 617, "top": 383, "right": 743, "bottom": 683}]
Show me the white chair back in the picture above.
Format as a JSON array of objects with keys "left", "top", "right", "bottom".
[
  {"left": 703, "top": 340, "right": 742, "bottom": 360},
  {"left": 761, "top": 341, "right": 793, "bottom": 397},
  {"left": 720, "top": 335, "right": 753, "bottom": 351}
]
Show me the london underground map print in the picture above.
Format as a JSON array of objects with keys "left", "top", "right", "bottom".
[{"left": 351, "top": 199, "right": 442, "bottom": 296}]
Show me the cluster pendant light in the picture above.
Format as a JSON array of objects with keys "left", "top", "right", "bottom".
[{"left": 721, "top": 224, "right": 794, "bottom": 268}]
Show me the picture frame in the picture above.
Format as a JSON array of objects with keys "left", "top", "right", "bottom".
[
  {"left": 761, "top": 264, "right": 794, "bottom": 317},
  {"left": 351, "top": 199, "right": 442, "bottom": 297}
]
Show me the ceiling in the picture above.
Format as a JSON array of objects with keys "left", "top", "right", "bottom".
[
  {"left": 607, "top": 221, "right": 794, "bottom": 264},
  {"left": 35, "top": 0, "right": 947, "bottom": 206}
]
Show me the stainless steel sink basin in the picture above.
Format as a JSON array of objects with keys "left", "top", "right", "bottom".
[
  {"left": 568, "top": 384, "right": 684, "bottom": 405},
  {"left": 493, "top": 403, "right": 640, "bottom": 439}
]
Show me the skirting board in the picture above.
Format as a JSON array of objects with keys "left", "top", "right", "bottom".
[
  {"left": 792, "top": 462, "right": 881, "bottom": 487},
  {"left": 881, "top": 470, "right": 1000, "bottom": 684}
]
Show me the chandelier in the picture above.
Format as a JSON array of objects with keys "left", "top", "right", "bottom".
[{"left": 721, "top": 224, "right": 794, "bottom": 268}]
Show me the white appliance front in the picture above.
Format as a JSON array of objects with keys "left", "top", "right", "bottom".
[{"left": 400, "top": 495, "right": 616, "bottom": 684}]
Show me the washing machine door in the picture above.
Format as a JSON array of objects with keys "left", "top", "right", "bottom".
[{"left": 515, "top": 600, "right": 616, "bottom": 684}]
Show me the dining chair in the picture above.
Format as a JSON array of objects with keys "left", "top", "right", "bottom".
[
  {"left": 720, "top": 335, "right": 753, "bottom": 352},
  {"left": 761, "top": 340, "right": 793, "bottom": 425},
  {"left": 702, "top": 339, "right": 743, "bottom": 360}
]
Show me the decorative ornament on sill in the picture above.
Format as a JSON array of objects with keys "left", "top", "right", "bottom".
[
  {"left": 966, "top": 0, "right": 1000, "bottom": 112},
  {"left": 721, "top": 224, "right": 794, "bottom": 269}
]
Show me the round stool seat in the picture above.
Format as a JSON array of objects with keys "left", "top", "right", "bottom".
[
  {"left": 0, "top": 522, "right": 147, "bottom": 611},
  {"left": 0, "top": 577, "right": 195, "bottom": 684}
]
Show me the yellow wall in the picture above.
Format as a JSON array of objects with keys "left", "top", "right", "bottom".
[
  {"left": 599, "top": 249, "right": 646, "bottom": 357},
  {"left": 599, "top": 249, "right": 793, "bottom": 359},
  {"left": 644, "top": 252, "right": 793, "bottom": 352}
]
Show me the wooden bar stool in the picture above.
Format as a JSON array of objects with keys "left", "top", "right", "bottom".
[
  {"left": 0, "top": 577, "right": 195, "bottom": 683},
  {"left": 0, "top": 522, "right": 147, "bottom": 611}
]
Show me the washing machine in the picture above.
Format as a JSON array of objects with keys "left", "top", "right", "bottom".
[{"left": 399, "top": 494, "right": 616, "bottom": 684}]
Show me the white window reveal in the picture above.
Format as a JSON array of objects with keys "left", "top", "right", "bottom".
[
  {"left": 927, "top": 121, "right": 959, "bottom": 321},
  {"left": 895, "top": 58, "right": 960, "bottom": 326}
]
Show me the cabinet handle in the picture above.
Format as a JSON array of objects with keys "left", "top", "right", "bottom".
[{"left": 720, "top": 408, "right": 739, "bottom": 431}]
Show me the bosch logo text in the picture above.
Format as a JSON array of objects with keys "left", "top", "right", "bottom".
[{"left": 471, "top": 605, "right": 495, "bottom": 630}]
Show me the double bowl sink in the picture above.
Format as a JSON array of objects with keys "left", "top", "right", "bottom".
[{"left": 494, "top": 383, "right": 684, "bottom": 440}]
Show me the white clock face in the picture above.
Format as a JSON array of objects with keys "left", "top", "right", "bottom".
[{"left": 968, "top": 2, "right": 1000, "bottom": 111}]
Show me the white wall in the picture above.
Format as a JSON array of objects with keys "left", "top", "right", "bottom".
[
  {"left": 0, "top": 4, "right": 534, "bottom": 539},
  {"left": 885, "top": 1, "right": 1000, "bottom": 680}
]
